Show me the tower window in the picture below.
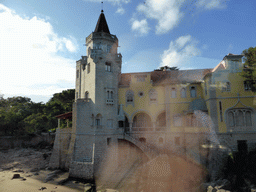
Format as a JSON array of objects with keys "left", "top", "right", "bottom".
[
  {"left": 106, "top": 89, "right": 114, "bottom": 104},
  {"left": 105, "top": 62, "right": 111, "bottom": 72},
  {"left": 107, "top": 45, "right": 111, "bottom": 53},
  {"left": 95, "top": 114, "right": 102, "bottom": 128},
  {"left": 107, "top": 138, "right": 111, "bottom": 145},
  {"left": 87, "top": 63, "right": 90, "bottom": 74},
  {"left": 76, "top": 70, "right": 79, "bottom": 78},
  {"left": 94, "top": 43, "right": 101, "bottom": 50}
]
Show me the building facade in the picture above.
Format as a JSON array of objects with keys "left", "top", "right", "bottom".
[{"left": 49, "top": 11, "right": 256, "bottom": 180}]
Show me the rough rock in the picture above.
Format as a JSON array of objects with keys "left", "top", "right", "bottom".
[
  {"left": 12, "top": 174, "right": 20, "bottom": 179},
  {"left": 57, "top": 178, "right": 69, "bottom": 185},
  {"left": 30, "top": 168, "right": 39, "bottom": 172},
  {"left": 13, "top": 169, "right": 24, "bottom": 173},
  {"left": 44, "top": 170, "right": 62, "bottom": 182},
  {"left": 39, "top": 187, "right": 47, "bottom": 190}
]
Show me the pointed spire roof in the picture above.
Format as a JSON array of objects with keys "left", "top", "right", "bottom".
[{"left": 94, "top": 10, "right": 110, "bottom": 34}]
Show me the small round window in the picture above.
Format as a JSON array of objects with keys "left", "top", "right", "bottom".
[{"left": 138, "top": 91, "right": 144, "bottom": 97}]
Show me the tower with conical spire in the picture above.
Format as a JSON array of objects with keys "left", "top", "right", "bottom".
[{"left": 68, "top": 10, "right": 122, "bottom": 179}]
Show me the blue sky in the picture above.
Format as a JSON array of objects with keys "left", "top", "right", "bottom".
[{"left": 0, "top": 0, "right": 256, "bottom": 103}]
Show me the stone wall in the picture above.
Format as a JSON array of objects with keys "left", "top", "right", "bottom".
[
  {"left": 69, "top": 161, "right": 94, "bottom": 180},
  {"left": 0, "top": 133, "right": 55, "bottom": 149},
  {"left": 49, "top": 128, "right": 71, "bottom": 170}
]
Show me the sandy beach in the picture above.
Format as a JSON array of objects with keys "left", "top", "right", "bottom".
[{"left": 0, "top": 147, "right": 89, "bottom": 192}]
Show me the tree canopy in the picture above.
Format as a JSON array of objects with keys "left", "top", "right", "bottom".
[
  {"left": 241, "top": 47, "right": 256, "bottom": 91},
  {"left": 0, "top": 89, "right": 75, "bottom": 136},
  {"left": 155, "top": 66, "right": 179, "bottom": 71}
]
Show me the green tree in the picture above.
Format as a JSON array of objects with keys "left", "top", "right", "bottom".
[
  {"left": 44, "top": 89, "right": 75, "bottom": 130},
  {"left": 23, "top": 113, "right": 48, "bottom": 133},
  {"left": 155, "top": 66, "right": 179, "bottom": 71},
  {"left": 47, "top": 89, "right": 75, "bottom": 112},
  {"left": 0, "top": 89, "right": 75, "bottom": 136},
  {"left": 241, "top": 47, "right": 256, "bottom": 91}
]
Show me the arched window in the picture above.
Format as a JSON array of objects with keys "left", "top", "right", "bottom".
[
  {"left": 107, "top": 91, "right": 110, "bottom": 99},
  {"left": 107, "top": 45, "right": 111, "bottom": 53},
  {"left": 156, "top": 112, "right": 166, "bottom": 127},
  {"left": 180, "top": 88, "right": 186, "bottom": 98},
  {"left": 94, "top": 43, "right": 101, "bottom": 49},
  {"left": 228, "top": 111, "right": 235, "bottom": 127},
  {"left": 106, "top": 89, "right": 114, "bottom": 104},
  {"left": 149, "top": 89, "right": 157, "bottom": 102},
  {"left": 171, "top": 88, "right": 176, "bottom": 98},
  {"left": 87, "top": 63, "right": 90, "bottom": 74},
  {"left": 95, "top": 114, "right": 102, "bottom": 128},
  {"left": 132, "top": 113, "right": 152, "bottom": 131},
  {"left": 227, "top": 109, "right": 253, "bottom": 131},
  {"left": 246, "top": 111, "right": 252, "bottom": 126},
  {"left": 139, "top": 137, "right": 146, "bottom": 143},
  {"left": 236, "top": 110, "right": 244, "bottom": 126},
  {"left": 190, "top": 86, "right": 196, "bottom": 98},
  {"left": 126, "top": 90, "right": 134, "bottom": 104},
  {"left": 105, "top": 62, "right": 111, "bottom": 72}
]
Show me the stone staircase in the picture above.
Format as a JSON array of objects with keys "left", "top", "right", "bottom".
[
  {"left": 98, "top": 134, "right": 161, "bottom": 191},
  {"left": 123, "top": 134, "right": 160, "bottom": 159},
  {"left": 98, "top": 134, "right": 206, "bottom": 191}
]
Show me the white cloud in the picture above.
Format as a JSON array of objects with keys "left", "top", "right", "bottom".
[
  {"left": 196, "top": 0, "right": 228, "bottom": 10},
  {"left": 0, "top": 4, "right": 77, "bottom": 102},
  {"left": 116, "top": 7, "right": 125, "bottom": 15},
  {"left": 64, "top": 37, "right": 77, "bottom": 52},
  {"left": 135, "top": 0, "right": 185, "bottom": 34},
  {"left": 131, "top": 19, "right": 150, "bottom": 35},
  {"left": 160, "top": 35, "right": 200, "bottom": 68}
]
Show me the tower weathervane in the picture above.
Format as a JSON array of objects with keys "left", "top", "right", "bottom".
[{"left": 101, "top": 1, "right": 103, "bottom": 12}]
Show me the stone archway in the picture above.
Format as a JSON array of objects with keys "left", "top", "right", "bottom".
[{"left": 132, "top": 113, "right": 153, "bottom": 132}]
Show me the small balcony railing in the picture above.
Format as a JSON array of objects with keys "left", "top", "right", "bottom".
[{"left": 106, "top": 99, "right": 114, "bottom": 104}]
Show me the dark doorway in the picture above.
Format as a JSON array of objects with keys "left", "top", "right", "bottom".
[
  {"left": 139, "top": 137, "right": 146, "bottom": 143},
  {"left": 237, "top": 140, "right": 248, "bottom": 153}
]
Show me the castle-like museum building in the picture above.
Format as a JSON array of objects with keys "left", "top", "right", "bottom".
[{"left": 50, "top": 10, "right": 256, "bottom": 180}]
